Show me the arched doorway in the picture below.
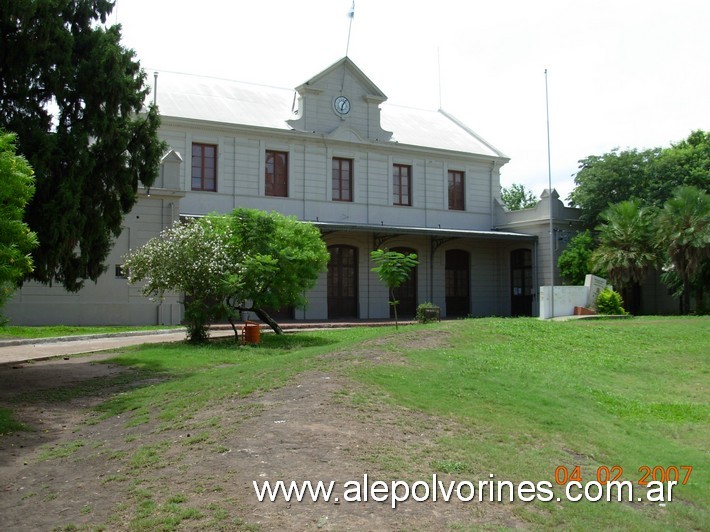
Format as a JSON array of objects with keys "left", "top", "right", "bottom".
[
  {"left": 446, "top": 249, "right": 470, "bottom": 317},
  {"left": 511, "top": 248, "right": 533, "bottom": 317},
  {"left": 390, "top": 247, "right": 418, "bottom": 318},
  {"left": 327, "top": 245, "right": 358, "bottom": 319}
]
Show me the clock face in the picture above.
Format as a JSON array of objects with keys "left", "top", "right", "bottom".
[{"left": 333, "top": 96, "right": 351, "bottom": 115}]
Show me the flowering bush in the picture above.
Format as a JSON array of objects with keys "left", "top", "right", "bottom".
[
  {"left": 123, "top": 216, "right": 237, "bottom": 342},
  {"left": 124, "top": 208, "right": 329, "bottom": 342}
]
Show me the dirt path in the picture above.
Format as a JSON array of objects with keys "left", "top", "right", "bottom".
[{"left": 0, "top": 345, "right": 521, "bottom": 530}]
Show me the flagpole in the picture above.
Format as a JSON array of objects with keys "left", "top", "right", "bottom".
[
  {"left": 545, "top": 68, "right": 555, "bottom": 319},
  {"left": 345, "top": 2, "right": 355, "bottom": 57}
]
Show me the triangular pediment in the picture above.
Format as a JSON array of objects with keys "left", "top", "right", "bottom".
[
  {"left": 295, "top": 57, "right": 387, "bottom": 102},
  {"left": 287, "top": 57, "right": 392, "bottom": 141}
]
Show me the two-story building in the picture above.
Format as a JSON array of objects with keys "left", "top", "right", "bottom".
[{"left": 6, "top": 57, "right": 584, "bottom": 325}]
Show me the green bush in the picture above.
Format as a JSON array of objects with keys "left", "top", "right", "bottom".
[
  {"left": 596, "top": 288, "right": 627, "bottom": 315},
  {"left": 416, "top": 302, "right": 440, "bottom": 324}
]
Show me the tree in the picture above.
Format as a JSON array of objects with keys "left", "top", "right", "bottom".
[
  {"left": 568, "top": 130, "right": 709, "bottom": 229},
  {"left": 656, "top": 186, "right": 710, "bottom": 314},
  {"left": 123, "top": 216, "right": 236, "bottom": 343},
  {"left": 568, "top": 147, "right": 662, "bottom": 227},
  {"left": 370, "top": 249, "right": 419, "bottom": 329},
  {"left": 0, "top": 131, "right": 38, "bottom": 321},
  {"left": 0, "top": 1, "right": 165, "bottom": 291},
  {"left": 557, "top": 230, "right": 594, "bottom": 285},
  {"left": 124, "top": 209, "right": 329, "bottom": 342},
  {"left": 221, "top": 208, "right": 330, "bottom": 335},
  {"left": 500, "top": 183, "right": 538, "bottom": 211},
  {"left": 590, "top": 201, "right": 658, "bottom": 293}
]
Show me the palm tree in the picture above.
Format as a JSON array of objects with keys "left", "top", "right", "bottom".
[
  {"left": 591, "top": 200, "right": 658, "bottom": 296},
  {"left": 656, "top": 186, "right": 710, "bottom": 314}
]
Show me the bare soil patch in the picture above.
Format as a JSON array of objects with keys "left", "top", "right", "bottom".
[{"left": 0, "top": 333, "right": 522, "bottom": 530}]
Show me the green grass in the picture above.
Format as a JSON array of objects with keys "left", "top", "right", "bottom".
[
  {"left": 0, "top": 324, "right": 182, "bottom": 340},
  {"left": 0, "top": 406, "right": 27, "bottom": 434},
  {"left": 3, "top": 317, "right": 707, "bottom": 529},
  {"left": 351, "top": 316, "right": 709, "bottom": 529}
]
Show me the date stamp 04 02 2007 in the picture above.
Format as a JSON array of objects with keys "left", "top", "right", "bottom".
[{"left": 554, "top": 465, "right": 694, "bottom": 486}]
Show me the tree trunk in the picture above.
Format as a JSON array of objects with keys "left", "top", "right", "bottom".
[
  {"left": 682, "top": 277, "right": 691, "bottom": 315},
  {"left": 391, "top": 288, "right": 399, "bottom": 330},
  {"left": 253, "top": 307, "right": 284, "bottom": 335},
  {"left": 227, "top": 316, "right": 240, "bottom": 342}
]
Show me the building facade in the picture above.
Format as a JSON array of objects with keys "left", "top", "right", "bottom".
[{"left": 6, "top": 58, "right": 587, "bottom": 325}]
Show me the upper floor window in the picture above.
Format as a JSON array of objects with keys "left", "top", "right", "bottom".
[
  {"left": 448, "top": 170, "right": 465, "bottom": 210},
  {"left": 332, "top": 158, "right": 353, "bottom": 202},
  {"left": 191, "top": 143, "right": 217, "bottom": 191},
  {"left": 265, "top": 150, "right": 288, "bottom": 197},
  {"left": 393, "top": 164, "right": 412, "bottom": 206}
]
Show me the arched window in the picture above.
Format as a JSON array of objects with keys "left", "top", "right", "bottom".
[
  {"left": 446, "top": 249, "right": 470, "bottom": 317},
  {"left": 390, "top": 247, "right": 418, "bottom": 318},
  {"left": 511, "top": 249, "right": 533, "bottom": 316},
  {"left": 327, "top": 245, "right": 358, "bottom": 318}
]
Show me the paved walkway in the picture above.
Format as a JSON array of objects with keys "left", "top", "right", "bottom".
[{"left": 0, "top": 320, "right": 414, "bottom": 366}]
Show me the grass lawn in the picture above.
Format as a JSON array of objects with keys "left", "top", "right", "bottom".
[
  {"left": 1, "top": 316, "right": 707, "bottom": 529},
  {"left": 0, "top": 324, "right": 183, "bottom": 340}
]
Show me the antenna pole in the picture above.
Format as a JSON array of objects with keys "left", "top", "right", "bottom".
[
  {"left": 437, "top": 47, "right": 442, "bottom": 110},
  {"left": 545, "top": 68, "right": 555, "bottom": 319}
]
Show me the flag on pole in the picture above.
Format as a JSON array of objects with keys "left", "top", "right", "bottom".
[{"left": 348, "top": 1, "right": 355, "bottom": 19}]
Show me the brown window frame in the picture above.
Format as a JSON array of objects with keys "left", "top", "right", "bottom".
[
  {"left": 332, "top": 157, "right": 353, "bottom": 202},
  {"left": 191, "top": 143, "right": 217, "bottom": 192},
  {"left": 265, "top": 150, "right": 289, "bottom": 197},
  {"left": 448, "top": 170, "right": 465, "bottom": 210},
  {"left": 393, "top": 163, "right": 412, "bottom": 206}
]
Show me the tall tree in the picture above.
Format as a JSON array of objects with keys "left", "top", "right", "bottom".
[
  {"left": 0, "top": 131, "right": 38, "bottom": 320},
  {"left": 500, "top": 183, "right": 538, "bottom": 211},
  {"left": 0, "top": 0, "right": 165, "bottom": 291},
  {"left": 656, "top": 186, "right": 710, "bottom": 314},
  {"left": 568, "top": 147, "right": 662, "bottom": 227},
  {"left": 590, "top": 201, "right": 657, "bottom": 292},
  {"left": 569, "top": 130, "right": 709, "bottom": 229}
]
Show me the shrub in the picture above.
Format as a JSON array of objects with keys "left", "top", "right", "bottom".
[
  {"left": 596, "top": 288, "right": 627, "bottom": 315},
  {"left": 416, "top": 302, "right": 440, "bottom": 324}
]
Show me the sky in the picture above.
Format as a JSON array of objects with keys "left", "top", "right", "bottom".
[{"left": 114, "top": 0, "right": 710, "bottom": 204}]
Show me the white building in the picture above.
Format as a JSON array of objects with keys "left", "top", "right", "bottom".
[{"left": 6, "top": 58, "right": 593, "bottom": 325}]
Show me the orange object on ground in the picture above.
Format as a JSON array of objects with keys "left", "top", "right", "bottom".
[{"left": 242, "top": 320, "right": 261, "bottom": 344}]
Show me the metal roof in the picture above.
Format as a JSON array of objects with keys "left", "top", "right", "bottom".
[{"left": 153, "top": 69, "right": 507, "bottom": 159}]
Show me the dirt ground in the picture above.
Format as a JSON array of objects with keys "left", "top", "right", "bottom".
[{"left": 0, "top": 334, "right": 523, "bottom": 531}]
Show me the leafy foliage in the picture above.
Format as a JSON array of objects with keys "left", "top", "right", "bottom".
[
  {"left": 500, "top": 183, "right": 538, "bottom": 211},
  {"left": 590, "top": 201, "right": 657, "bottom": 291},
  {"left": 415, "top": 302, "right": 440, "bottom": 324},
  {"left": 0, "top": 1, "right": 166, "bottom": 291},
  {"left": 656, "top": 186, "right": 710, "bottom": 313},
  {"left": 557, "top": 230, "right": 594, "bottom": 285},
  {"left": 370, "top": 249, "right": 419, "bottom": 329},
  {"left": 0, "top": 131, "right": 38, "bottom": 321},
  {"left": 124, "top": 209, "right": 329, "bottom": 342},
  {"left": 123, "top": 216, "right": 235, "bottom": 342},
  {"left": 222, "top": 209, "right": 330, "bottom": 318},
  {"left": 596, "top": 288, "right": 626, "bottom": 315},
  {"left": 568, "top": 130, "right": 709, "bottom": 228}
]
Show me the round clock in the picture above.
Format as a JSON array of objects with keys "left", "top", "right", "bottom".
[{"left": 333, "top": 95, "right": 351, "bottom": 116}]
